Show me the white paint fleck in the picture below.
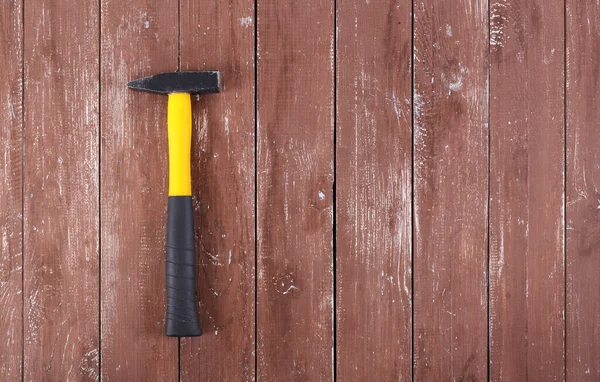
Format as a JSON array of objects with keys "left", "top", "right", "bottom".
[
  {"left": 143, "top": 20, "right": 150, "bottom": 29},
  {"left": 498, "top": 229, "right": 504, "bottom": 277},
  {"left": 490, "top": 3, "right": 507, "bottom": 48},
  {"left": 516, "top": 51, "right": 524, "bottom": 63},
  {"left": 80, "top": 348, "right": 99, "bottom": 381},
  {"left": 446, "top": 24, "right": 452, "bottom": 37},
  {"left": 8, "top": 101, "right": 15, "bottom": 119},
  {"left": 443, "top": 309, "right": 457, "bottom": 317},
  {"left": 1, "top": 232, "right": 7, "bottom": 251},
  {"left": 318, "top": 190, "right": 326, "bottom": 200},
  {"left": 224, "top": 114, "right": 230, "bottom": 134},
  {"left": 389, "top": 90, "right": 406, "bottom": 120},
  {"left": 239, "top": 16, "right": 253, "bottom": 27},
  {"left": 447, "top": 71, "right": 463, "bottom": 93},
  {"left": 282, "top": 285, "right": 298, "bottom": 295},
  {"left": 385, "top": 274, "right": 394, "bottom": 285}
]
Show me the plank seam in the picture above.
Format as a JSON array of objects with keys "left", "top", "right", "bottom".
[
  {"left": 20, "top": 0, "right": 25, "bottom": 379},
  {"left": 487, "top": 0, "right": 491, "bottom": 379},
  {"left": 410, "top": 0, "right": 415, "bottom": 380},
  {"left": 253, "top": 0, "right": 258, "bottom": 378},
  {"left": 563, "top": 0, "right": 567, "bottom": 379},
  {"left": 98, "top": 0, "right": 103, "bottom": 379},
  {"left": 332, "top": 0, "right": 338, "bottom": 379}
]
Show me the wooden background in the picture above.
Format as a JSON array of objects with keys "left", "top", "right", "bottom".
[{"left": 0, "top": 0, "right": 599, "bottom": 380}]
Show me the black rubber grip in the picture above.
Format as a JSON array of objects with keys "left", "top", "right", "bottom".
[{"left": 165, "top": 196, "right": 202, "bottom": 337}]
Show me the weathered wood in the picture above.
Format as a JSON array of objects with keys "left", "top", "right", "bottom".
[
  {"left": 566, "top": 1, "right": 600, "bottom": 380},
  {"left": 489, "top": 0, "right": 565, "bottom": 380},
  {"left": 336, "top": 0, "right": 412, "bottom": 380},
  {"left": 256, "top": 0, "right": 334, "bottom": 379},
  {"left": 413, "top": 1, "right": 489, "bottom": 380},
  {"left": 23, "top": 0, "right": 99, "bottom": 379},
  {"left": 0, "top": 0, "right": 23, "bottom": 378},
  {"left": 179, "top": 0, "right": 256, "bottom": 380},
  {"left": 100, "top": 1, "right": 178, "bottom": 379}
]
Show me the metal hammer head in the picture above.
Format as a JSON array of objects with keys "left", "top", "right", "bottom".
[{"left": 127, "top": 71, "right": 221, "bottom": 95}]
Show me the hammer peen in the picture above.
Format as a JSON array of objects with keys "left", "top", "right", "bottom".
[{"left": 128, "top": 71, "right": 221, "bottom": 337}]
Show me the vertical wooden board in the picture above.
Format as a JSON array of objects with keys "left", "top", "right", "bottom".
[
  {"left": 336, "top": 0, "right": 412, "bottom": 380},
  {"left": 179, "top": 0, "right": 255, "bottom": 380},
  {"left": 413, "top": 0, "right": 489, "bottom": 380},
  {"left": 256, "top": 0, "right": 334, "bottom": 380},
  {"left": 100, "top": 0, "right": 178, "bottom": 379},
  {"left": 489, "top": 0, "right": 565, "bottom": 380},
  {"left": 23, "top": 0, "right": 99, "bottom": 379},
  {"left": 0, "top": 0, "right": 23, "bottom": 378},
  {"left": 566, "top": 1, "right": 600, "bottom": 380}
]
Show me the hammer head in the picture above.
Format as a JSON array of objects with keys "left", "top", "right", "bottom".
[{"left": 127, "top": 71, "right": 221, "bottom": 95}]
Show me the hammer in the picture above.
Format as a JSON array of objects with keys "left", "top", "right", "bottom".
[{"left": 128, "top": 71, "right": 221, "bottom": 337}]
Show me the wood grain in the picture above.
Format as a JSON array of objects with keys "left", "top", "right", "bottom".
[
  {"left": 8, "top": 0, "right": 600, "bottom": 377},
  {"left": 489, "top": 0, "right": 565, "bottom": 380},
  {"left": 256, "top": 0, "right": 335, "bottom": 379},
  {"left": 336, "top": 0, "right": 412, "bottom": 380},
  {"left": 100, "top": 0, "right": 178, "bottom": 379},
  {"left": 0, "top": 0, "right": 23, "bottom": 378},
  {"left": 566, "top": 1, "right": 600, "bottom": 380},
  {"left": 413, "top": 0, "right": 489, "bottom": 380},
  {"left": 23, "top": 0, "right": 99, "bottom": 379},
  {"left": 179, "top": 0, "right": 255, "bottom": 380}
]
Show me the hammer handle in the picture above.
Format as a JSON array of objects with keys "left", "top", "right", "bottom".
[
  {"left": 165, "top": 196, "right": 202, "bottom": 337},
  {"left": 165, "top": 93, "right": 201, "bottom": 337}
]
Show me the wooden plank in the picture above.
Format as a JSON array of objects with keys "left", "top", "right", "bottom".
[
  {"left": 489, "top": 0, "right": 565, "bottom": 380},
  {"left": 179, "top": 0, "right": 255, "bottom": 380},
  {"left": 489, "top": 1, "right": 566, "bottom": 380},
  {"left": 413, "top": 0, "right": 489, "bottom": 380},
  {"left": 100, "top": 1, "right": 178, "bottom": 379},
  {"left": 256, "top": 0, "right": 334, "bottom": 379},
  {"left": 23, "top": 0, "right": 99, "bottom": 379},
  {"left": 566, "top": 1, "right": 600, "bottom": 380},
  {"left": 0, "top": 0, "right": 23, "bottom": 378},
  {"left": 336, "top": 0, "right": 412, "bottom": 380}
]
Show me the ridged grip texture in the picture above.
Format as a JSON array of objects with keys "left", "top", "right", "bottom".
[{"left": 165, "top": 196, "right": 202, "bottom": 337}]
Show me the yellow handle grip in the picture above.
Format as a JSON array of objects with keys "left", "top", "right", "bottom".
[{"left": 168, "top": 93, "right": 192, "bottom": 196}]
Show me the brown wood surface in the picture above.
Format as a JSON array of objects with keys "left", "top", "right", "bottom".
[
  {"left": 100, "top": 0, "right": 178, "bottom": 379},
  {"left": 0, "top": 0, "right": 23, "bottom": 378},
  {"left": 413, "top": 0, "right": 489, "bottom": 380},
  {"left": 336, "top": 0, "right": 412, "bottom": 380},
  {"left": 489, "top": 0, "right": 565, "bottom": 380},
  {"left": 179, "top": 0, "right": 256, "bottom": 380},
  {"left": 566, "top": 1, "right": 600, "bottom": 380},
  {"left": 256, "top": 0, "right": 335, "bottom": 379},
  {"left": 7, "top": 0, "right": 600, "bottom": 379},
  {"left": 23, "top": 0, "right": 100, "bottom": 379}
]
